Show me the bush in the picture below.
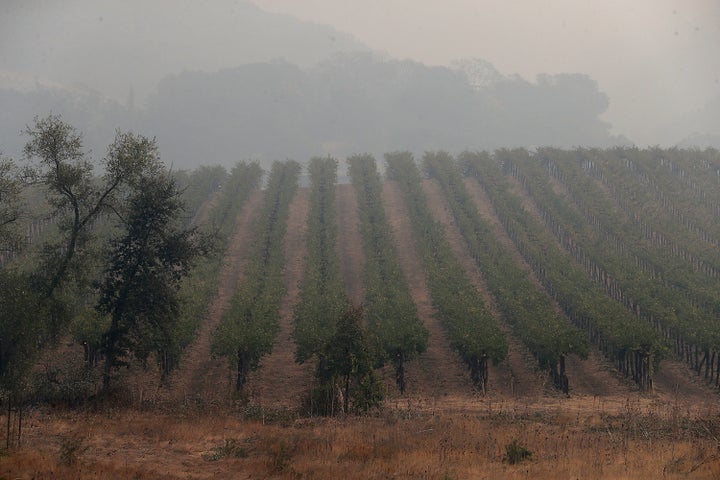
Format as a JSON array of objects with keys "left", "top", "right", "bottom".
[
  {"left": 58, "top": 435, "right": 88, "bottom": 466},
  {"left": 503, "top": 439, "right": 532, "bottom": 465}
]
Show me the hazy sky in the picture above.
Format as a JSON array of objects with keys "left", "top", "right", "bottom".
[
  {"left": 1, "top": 0, "right": 718, "bottom": 146},
  {"left": 249, "top": 0, "right": 720, "bottom": 145}
]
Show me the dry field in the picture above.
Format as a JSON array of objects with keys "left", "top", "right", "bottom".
[
  {"left": 2, "top": 393, "right": 720, "bottom": 479},
  {"left": 4, "top": 177, "right": 720, "bottom": 479}
]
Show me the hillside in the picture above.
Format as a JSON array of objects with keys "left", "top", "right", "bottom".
[
  {"left": 4, "top": 147, "right": 720, "bottom": 479},
  {"left": 50, "top": 146, "right": 713, "bottom": 414}
]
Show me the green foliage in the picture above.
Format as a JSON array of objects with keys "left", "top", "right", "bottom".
[
  {"left": 23, "top": 118, "right": 162, "bottom": 300},
  {"left": 312, "top": 306, "right": 383, "bottom": 415},
  {"left": 212, "top": 160, "right": 300, "bottom": 390},
  {"left": 97, "top": 170, "right": 212, "bottom": 388},
  {"left": 503, "top": 440, "right": 532, "bottom": 465},
  {"left": 462, "top": 150, "right": 664, "bottom": 389},
  {"left": 209, "top": 162, "right": 264, "bottom": 242},
  {"left": 294, "top": 157, "right": 348, "bottom": 363},
  {"left": 173, "top": 165, "right": 227, "bottom": 225},
  {"left": 385, "top": 151, "right": 507, "bottom": 391},
  {"left": 537, "top": 147, "right": 720, "bottom": 351},
  {"left": 0, "top": 270, "right": 49, "bottom": 393},
  {"left": 424, "top": 151, "right": 588, "bottom": 374},
  {"left": 0, "top": 156, "right": 24, "bottom": 253},
  {"left": 348, "top": 154, "right": 428, "bottom": 393}
]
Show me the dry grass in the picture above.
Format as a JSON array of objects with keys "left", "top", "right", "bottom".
[{"left": 2, "top": 396, "right": 720, "bottom": 479}]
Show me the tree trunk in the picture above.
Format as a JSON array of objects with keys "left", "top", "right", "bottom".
[
  {"left": 102, "top": 348, "right": 113, "bottom": 390},
  {"left": 236, "top": 350, "right": 249, "bottom": 391},
  {"left": 481, "top": 353, "right": 489, "bottom": 395},
  {"left": 395, "top": 350, "right": 406, "bottom": 394},
  {"left": 5, "top": 397, "right": 11, "bottom": 449},
  {"left": 559, "top": 355, "right": 569, "bottom": 395},
  {"left": 343, "top": 374, "right": 350, "bottom": 414}
]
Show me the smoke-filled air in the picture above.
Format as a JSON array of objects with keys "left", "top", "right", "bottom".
[
  {"left": 3, "top": 2, "right": 720, "bottom": 479},
  {"left": 1, "top": 0, "right": 719, "bottom": 169}
]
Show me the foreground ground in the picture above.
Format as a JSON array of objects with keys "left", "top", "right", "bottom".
[
  {"left": 5, "top": 174, "right": 720, "bottom": 478},
  {"left": 2, "top": 391, "right": 720, "bottom": 480}
]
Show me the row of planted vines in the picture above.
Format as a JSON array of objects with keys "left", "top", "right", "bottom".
[
  {"left": 292, "top": 157, "right": 381, "bottom": 414},
  {"left": 293, "top": 157, "right": 348, "bottom": 364},
  {"left": 544, "top": 148, "right": 720, "bottom": 321},
  {"left": 161, "top": 162, "right": 263, "bottom": 377},
  {"left": 211, "top": 160, "right": 300, "bottom": 391},
  {"left": 558, "top": 147, "right": 720, "bottom": 385},
  {"left": 424, "top": 152, "right": 588, "bottom": 393},
  {"left": 583, "top": 148, "right": 720, "bottom": 305},
  {"left": 385, "top": 152, "right": 507, "bottom": 393},
  {"left": 461, "top": 151, "right": 663, "bottom": 391},
  {"left": 347, "top": 154, "right": 428, "bottom": 393},
  {"left": 593, "top": 148, "right": 720, "bottom": 276},
  {"left": 504, "top": 147, "right": 720, "bottom": 388},
  {"left": 151, "top": 165, "right": 233, "bottom": 377}
]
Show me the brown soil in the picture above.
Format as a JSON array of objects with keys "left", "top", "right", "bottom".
[
  {"left": 8, "top": 398, "right": 720, "bottom": 480},
  {"left": 421, "top": 178, "right": 546, "bottom": 399},
  {"left": 247, "top": 188, "right": 314, "bottom": 408},
  {"left": 164, "top": 188, "right": 265, "bottom": 405},
  {"left": 381, "top": 181, "right": 475, "bottom": 402},
  {"left": 335, "top": 183, "right": 366, "bottom": 305}
]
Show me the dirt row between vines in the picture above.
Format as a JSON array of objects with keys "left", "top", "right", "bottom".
[
  {"left": 380, "top": 181, "right": 476, "bottom": 405},
  {"left": 163, "top": 188, "right": 265, "bottom": 405},
  {"left": 247, "top": 188, "right": 314, "bottom": 408},
  {"left": 335, "top": 183, "right": 366, "bottom": 306},
  {"left": 418, "top": 178, "right": 549, "bottom": 400}
]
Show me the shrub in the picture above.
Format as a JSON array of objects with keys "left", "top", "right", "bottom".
[{"left": 503, "top": 439, "right": 532, "bottom": 465}]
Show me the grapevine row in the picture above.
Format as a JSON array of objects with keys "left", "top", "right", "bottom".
[
  {"left": 505, "top": 149, "right": 720, "bottom": 386},
  {"left": 293, "top": 157, "right": 349, "bottom": 364},
  {"left": 385, "top": 152, "right": 507, "bottom": 393},
  {"left": 169, "top": 162, "right": 263, "bottom": 376},
  {"left": 424, "top": 151, "right": 588, "bottom": 392},
  {"left": 211, "top": 160, "right": 300, "bottom": 390},
  {"left": 461, "top": 151, "right": 662, "bottom": 391},
  {"left": 584, "top": 148, "right": 720, "bottom": 279},
  {"left": 347, "top": 154, "right": 428, "bottom": 393}
]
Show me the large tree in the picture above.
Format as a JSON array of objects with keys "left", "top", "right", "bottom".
[
  {"left": 96, "top": 170, "right": 210, "bottom": 389},
  {"left": 23, "top": 116, "right": 162, "bottom": 301},
  {"left": 0, "top": 155, "right": 23, "bottom": 255},
  {"left": 312, "top": 306, "right": 383, "bottom": 415}
]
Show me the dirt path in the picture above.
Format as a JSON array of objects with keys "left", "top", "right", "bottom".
[
  {"left": 421, "top": 179, "right": 546, "bottom": 399},
  {"left": 381, "top": 181, "right": 475, "bottom": 402},
  {"left": 165, "top": 189, "right": 264, "bottom": 405},
  {"left": 247, "top": 188, "right": 313, "bottom": 408},
  {"left": 188, "top": 189, "right": 220, "bottom": 227},
  {"left": 335, "top": 183, "right": 366, "bottom": 306}
]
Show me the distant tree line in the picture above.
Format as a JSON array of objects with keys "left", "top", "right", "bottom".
[{"left": 0, "top": 54, "right": 626, "bottom": 171}]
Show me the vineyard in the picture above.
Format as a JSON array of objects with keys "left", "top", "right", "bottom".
[
  {"left": 5, "top": 146, "right": 720, "bottom": 403},
  {"left": 4, "top": 139, "right": 720, "bottom": 478}
]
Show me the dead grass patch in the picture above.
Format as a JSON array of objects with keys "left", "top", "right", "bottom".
[{"left": 2, "top": 399, "right": 720, "bottom": 479}]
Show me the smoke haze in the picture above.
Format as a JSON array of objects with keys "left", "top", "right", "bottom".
[{"left": 1, "top": 0, "right": 718, "bottom": 167}]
